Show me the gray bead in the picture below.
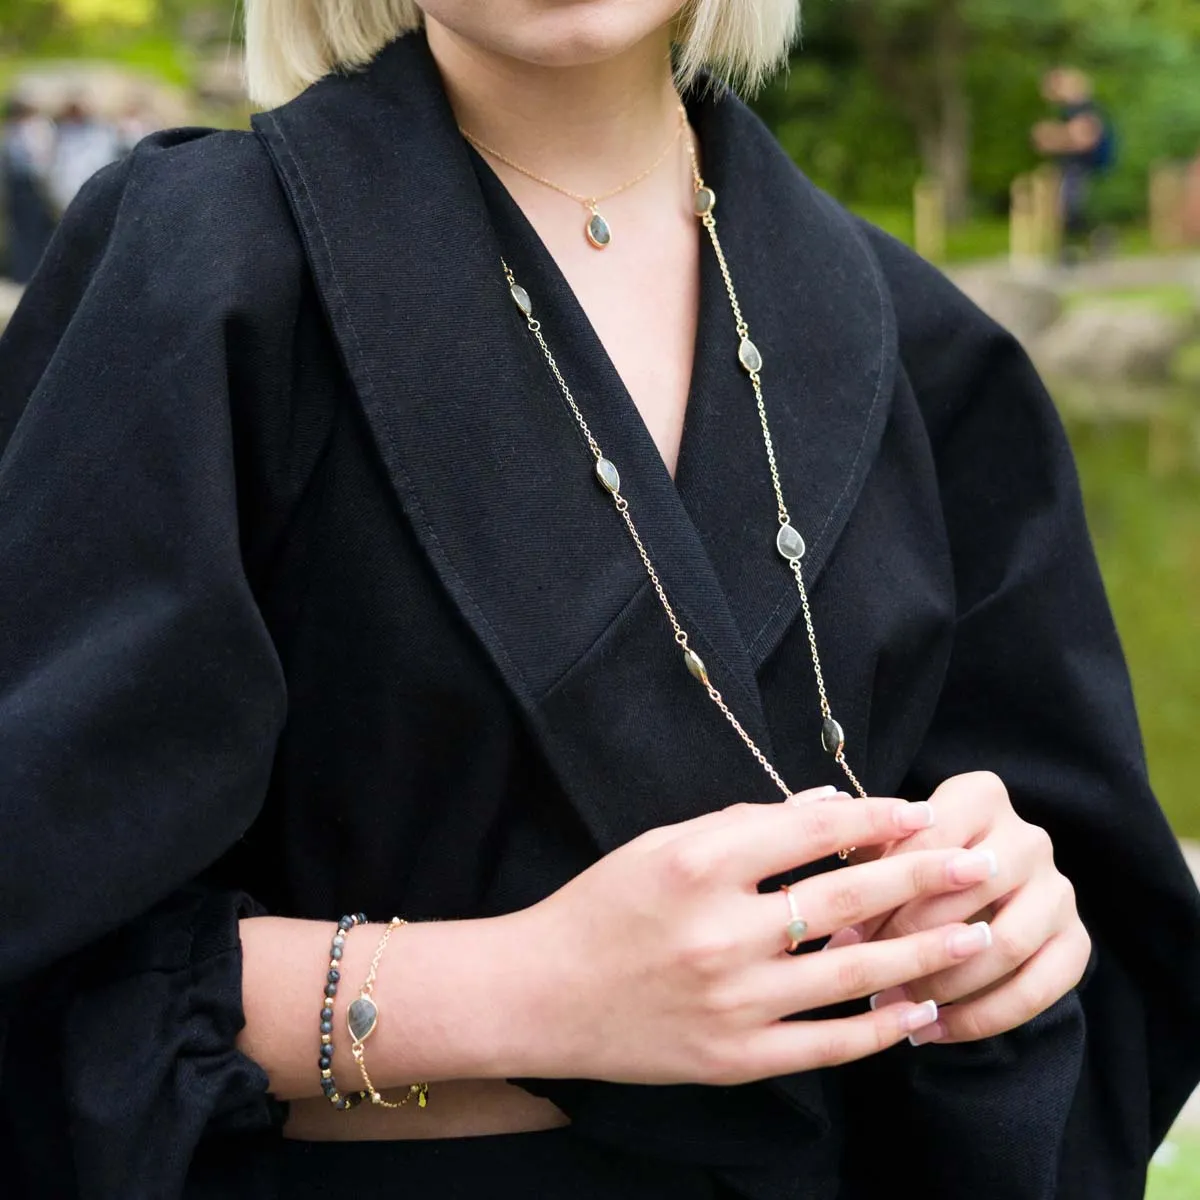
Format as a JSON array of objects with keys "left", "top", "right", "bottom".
[
  {"left": 509, "top": 283, "right": 532, "bottom": 315},
  {"left": 347, "top": 996, "right": 379, "bottom": 1044},
  {"left": 738, "top": 337, "right": 763, "bottom": 373},
  {"left": 821, "top": 717, "right": 845, "bottom": 756},
  {"left": 693, "top": 186, "right": 716, "bottom": 216},
  {"left": 586, "top": 212, "right": 612, "bottom": 248},
  {"left": 775, "top": 523, "right": 806, "bottom": 561},
  {"left": 595, "top": 457, "right": 620, "bottom": 494},
  {"left": 683, "top": 648, "right": 709, "bottom": 686}
]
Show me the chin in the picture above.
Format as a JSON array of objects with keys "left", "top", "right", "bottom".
[{"left": 423, "top": 0, "right": 683, "bottom": 68}]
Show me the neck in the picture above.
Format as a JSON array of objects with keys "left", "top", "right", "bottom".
[{"left": 426, "top": 20, "right": 682, "bottom": 196}]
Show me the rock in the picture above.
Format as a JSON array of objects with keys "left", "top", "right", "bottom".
[
  {"left": 953, "top": 275, "right": 1064, "bottom": 347},
  {"left": 1032, "top": 303, "right": 1196, "bottom": 382},
  {"left": 0, "top": 281, "right": 23, "bottom": 334}
]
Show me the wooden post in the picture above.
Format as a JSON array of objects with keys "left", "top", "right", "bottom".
[
  {"left": 1149, "top": 162, "right": 1187, "bottom": 251},
  {"left": 913, "top": 178, "right": 947, "bottom": 263},
  {"left": 1031, "top": 165, "right": 1063, "bottom": 262},
  {"left": 1010, "top": 174, "right": 1037, "bottom": 268},
  {"left": 1182, "top": 156, "right": 1200, "bottom": 246}
]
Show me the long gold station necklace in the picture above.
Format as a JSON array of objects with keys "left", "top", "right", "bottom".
[{"left": 484, "top": 110, "right": 868, "bottom": 854}]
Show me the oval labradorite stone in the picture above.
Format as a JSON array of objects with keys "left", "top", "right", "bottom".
[
  {"left": 821, "top": 717, "right": 845, "bottom": 756},
  {"left": 694, "top": 186, "right": 716, "bottom": 216},
  {"left": 347, "top": 996, "right": 379, "bottom": 1044},
  {"left": 586, "top": 212, "right": 612, "bottom": 248},
  {"left": 738, "top": 337, "right": 763, "bottom": 373},
  {"left": 595, "top": 457, "right": 621, "bottom": 494},
  {"left": 776, "top": 523, "right": 806, "bottom": 561},
  {"left": 509, "top": 283, "right": 532, "bottom": 315}
]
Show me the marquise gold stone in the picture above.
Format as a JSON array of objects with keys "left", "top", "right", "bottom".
[
  {"left": 509, "top": 283, "right": 532, "bottom": 315},
  {"left": 694, "top": 186, "right": 716, "bottom": 216},
  {"left": 776, "top": 523, "right": 806, "bottom": 561},
  {"left": 347, "top": 995, "right": 379, "bottom": 1044},
  {"left": 738, "top": 337, "right": 763, "bottom": 373},
  {"left": 683, "top": 648, "right": 710, "bottom": 685},
  {"left": 595, "top": 458, "right": 621, "bottom": 494},
  {"left": 586, "top": 212, "right": 612, "bottom": 249},
  {"left": 821, "top": 717, "right": 846, "bottom": 756}
]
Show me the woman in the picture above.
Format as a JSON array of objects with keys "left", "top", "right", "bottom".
[{"left": 1, "top": 4, "right": 1198, "bottom": 1198}]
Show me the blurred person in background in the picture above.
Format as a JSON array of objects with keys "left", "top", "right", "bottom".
[
  {"left": 1, "top": 98, "right": 56, "bottom": 283},
  {"left": 1033, "top": 67, "right": 1116, "bottom": 252},
  {"left": 46, "top": 98, "right": 121, "bottom": 216},
  {"left": 1, "top": 5, "right": 1199, "bottom": 1200}
]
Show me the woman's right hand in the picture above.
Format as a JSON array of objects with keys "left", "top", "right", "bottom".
[{"left": 508, "top": 792, "right": 999, "bottom": 1087}]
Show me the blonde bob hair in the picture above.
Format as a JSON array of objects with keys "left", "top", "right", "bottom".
[{"left": 245, "top": 1, "right": 800, "bottom": 108}]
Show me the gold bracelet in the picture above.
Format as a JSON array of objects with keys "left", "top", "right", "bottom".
[{"left": 347, "top": 917, "right": 430, "bottom": 1109}]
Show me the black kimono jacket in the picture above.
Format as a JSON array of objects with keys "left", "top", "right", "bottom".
[{"left": 2, "top": 32, "right": 1198, "bottom": 1200}]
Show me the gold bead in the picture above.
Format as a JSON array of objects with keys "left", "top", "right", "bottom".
[
  {"left": 321, "top": 1069, "right": 332, "bottom": 1079},
  {"left": 321, "top": 1034, "right": 332, "bottom": 1045}
]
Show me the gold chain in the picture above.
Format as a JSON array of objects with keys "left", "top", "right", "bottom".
[
  {"left": 462, "top": 108, "right": 688, "bottom": 211},
  {"left": 349, "top": 918, "right": 430, "bottom": 1109},
  {"left": 499, "top": 115, "right": 867, "bottom": 850}
]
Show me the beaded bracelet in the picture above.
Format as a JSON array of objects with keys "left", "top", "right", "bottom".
[{"left": 319, "top": 913, "right": 369, "bottom": 1110}]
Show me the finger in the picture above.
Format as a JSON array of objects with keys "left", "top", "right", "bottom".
[
  {"left": 871, "top": 872, "right": 1074, "bottom": 1009},
  {"left": 679, "top": 797, "right": 937, "bottom": 887},
  {"left": 736, "top": 998, "right": 943, "bottom": 1080},
  {"left": 638, "top": 786, "right": 845, "bottom": 852},
  {"left": 925, "top": 923, "right": 1092, "bottom": 1044},
  {"left": 869, "top": 844, "right": 1006, "bottom": 943},
  {"left": 754, "top": 920, "right": 993, "bottom": 1017},
  {"left": 749, "top": 848, "right": 986, "bottom": 957},
  {"left": 877, "top": 772, "right": 1007, "bottom": 861}
]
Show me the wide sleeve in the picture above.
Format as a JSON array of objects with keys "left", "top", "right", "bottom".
[
  {"left": 842, "top": 226, "right": 1200, "bottom": 1200},
  {"left": 0, "top": 133, "right": 299, "bottom": 1197}
]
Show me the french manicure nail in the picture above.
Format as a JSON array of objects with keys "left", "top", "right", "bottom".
[
  {"left": 947, "top": 848, "right": 999, "bottom": 885},
  {"left": 869, "top": 985, "right": 910, "bottom": 1011},
  {"left": 894, "top": 801, "right": 935, "bottom": 832},
  {"left": 899, "top": 999, "right": 939, "bottom": 1033},
  {"left": 822, "top": 926, "right": 864, "bottom": 951},
  {"left": 947, "top": 921, "right": 993, "bottom": 957},
  {"left": 787, "top": 785, "right": 839, "bottom": 805},
  {"left": 908, "top": 1021, "right": 948, "bottom": 1047}
]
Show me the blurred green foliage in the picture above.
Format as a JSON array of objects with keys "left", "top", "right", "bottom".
[
  {"left": 1147, "top": 1133, "right": 1200, "bottom": 1200},
  {"left": 753, "top": 0, "right": 1200, "bottom": 222}
]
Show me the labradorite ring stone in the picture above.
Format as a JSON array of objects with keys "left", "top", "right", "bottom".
[{"left": 781, "top": 885, "right": 809, "bottom": 954}]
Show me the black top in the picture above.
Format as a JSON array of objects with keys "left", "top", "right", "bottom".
[{"left": 1, "top": 31, "right": 1198, "bottom": 1200}]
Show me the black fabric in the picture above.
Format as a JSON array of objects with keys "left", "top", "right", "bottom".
[
  {"left": 275, "top": 1128, "right": 730, "bottom": 1200},
  {"left": 1, "top": 30, "right": 1198, "bottom": 1200}
]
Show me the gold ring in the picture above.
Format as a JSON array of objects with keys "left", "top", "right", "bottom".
[{"left": 780, "top": 885, "right": 809, "bottom": 954}]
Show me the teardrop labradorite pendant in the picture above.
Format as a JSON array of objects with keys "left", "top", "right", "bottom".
[
  {"left": 347, "top": 995, "right": 379, "bottom": 1044},
  {"left": 694, "top": 186, "right": 716, "bottom": 216},
  {"left": 776, "top": 523, "right": 806, "bottom": 561},
  {"left": 585, "top": 211, "right": 612, "bottom": 249},
  {"left": 821, "top": 717, "right": 845, "bottom": 757},
  {"left": 738, "top": 337, "right": 763, "bottom": 373}
]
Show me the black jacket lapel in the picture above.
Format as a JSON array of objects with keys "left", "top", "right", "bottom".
[
  {"left": 676, "top": 95, "right": 897, "bottom": 668},
  {"left": 252, "top": 35, "right": 782, "bottom": 850}
]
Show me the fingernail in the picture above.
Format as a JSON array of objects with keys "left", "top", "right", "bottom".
[
  {"left": 894, "top": 801, "right": 935, "bottom": 832},
  {"left": 947, "top": 921, "right": 993, "bottom": 958},
  {"left": 822, "top": 926, "right": 864, "bottom": 951},
  {"left": 788, "top": 785, "right": 838, "bottom": 805},
  {"left": 909, "top": 1021, "right": 948, "bottom": 1047},
  {"left": 869, "top": 985, "right": 910, "bottom": 1011},
  {"left": 947, "top": 849, "right": 999, "bottom": 885},
  {"left": 899, "top": 999, "right": 939, "bottom": 1034}
]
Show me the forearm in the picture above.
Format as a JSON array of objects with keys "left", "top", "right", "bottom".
[{"left": 238, "top": 911, "right": 553, "bottom": 1101}]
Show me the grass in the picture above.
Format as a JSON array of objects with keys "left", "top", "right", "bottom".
[
  {"left": 1147, "top": 1132, "right": 1200, "bottom": 1200},
  {"left": 1067, "top": 417, "right": 1200, "bottom": 839}
]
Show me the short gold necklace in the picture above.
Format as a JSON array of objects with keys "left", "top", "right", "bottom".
[
  {"left": 499, "top": 125, "right": 868, "bottom": 851},
  {"left": 461, "top": 107, "right": 688, "bottom": 250}
]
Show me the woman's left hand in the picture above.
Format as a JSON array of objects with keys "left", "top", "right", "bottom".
[{"left": 844, "top": 771, "right": 1091, "bottom": 1045}]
